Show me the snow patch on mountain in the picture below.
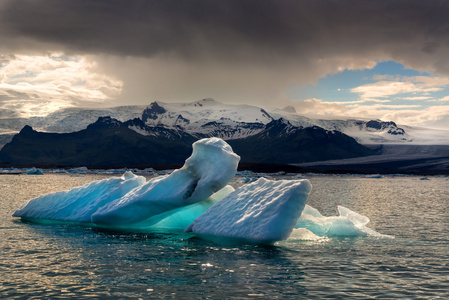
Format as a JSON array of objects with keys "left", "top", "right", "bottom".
[
  {"left": 140, "top": 99, "right": 273, "bottom": 140},
  {"left": 270, "top": 110, "right": 412, "bottom": 144}
]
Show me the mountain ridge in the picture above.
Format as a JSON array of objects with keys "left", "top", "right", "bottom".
[
  {"left": 0, "top": 116, "right": 376, "bottom": 166},
  {"left": 0, "top": 99, "right": 448, "bottom": 150}
]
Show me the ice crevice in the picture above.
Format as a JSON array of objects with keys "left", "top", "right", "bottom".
[{"left": 12, "top": 137, "right": 388, "bottom": 245}]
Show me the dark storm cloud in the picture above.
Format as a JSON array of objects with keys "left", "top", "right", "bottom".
[
  {"left": 1, "top": 0, "right": 449, "bottom": 67},
  {"left": 3, "top": 0, "right": 449, "bottom": 122}
]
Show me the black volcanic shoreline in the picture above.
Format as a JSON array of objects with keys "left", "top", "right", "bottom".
[
  {"left": 295, "top": 157, "right": 449, "bottom": 176},
  {"left": 0, "top": 161, "right": 448, "bottom": 176}
]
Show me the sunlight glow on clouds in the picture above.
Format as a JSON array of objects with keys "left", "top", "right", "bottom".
[
  {"left": 351, "top": 75, "right": 449, "bottom": 102},
  {"left": 376, "top": 105, "right": 449, "bottom": 128},
  {"left": 287, "top": 98, "right": 348, "bottom": 117},
  {"left": 346, "top": 73, "right": 449, "bottom": 127},
  {"left": 286, "top": 61, "right": 449, "bottom": 128},
  {"left": 0, "top": 1, "right": 449, "bottom": 128},
  {"left": 0, "top": 54, "right": 123, "bottom": 117}
]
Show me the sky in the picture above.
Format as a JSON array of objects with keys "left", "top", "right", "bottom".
[{"left": 1, "top": 0, "right": 449, "bottom": 129}]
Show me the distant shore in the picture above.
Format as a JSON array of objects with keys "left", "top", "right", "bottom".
[{"left": 0, "top": 161, "right": 448, "bottom": 176}]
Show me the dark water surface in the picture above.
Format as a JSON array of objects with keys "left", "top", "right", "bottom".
[{"left": 1, "top": 174, "right": 448, "bottom": 299}]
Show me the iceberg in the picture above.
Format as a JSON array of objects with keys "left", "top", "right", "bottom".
[
  {"left": 26, "top": 167, "right": 44, "bottom": 175},
  {"left": 13, "top": 137, "right": 240, "bottom": 227},
  {"left": 294, "top": 204, "right": 389, "bottom": 238},
  {"left": 91, "top": 137, "right": 240, "bottom": 226},
  {"left": 12, "top": 136, "right": 387, "bottom": 244},
  {"left": 67, "top": 166, "right": 89, "bottom": 174},
  {"left": 186, "top": 178, "right": 312, "bottom": 245},
  {"left": 287, "top": 228, "right": 325, "bottom": 241},
  {"left": 134, "top": 185, "right": 235, "bottom": 230},
  {"left": 13, "top": 171, "right": 146, "bottom": 223}
]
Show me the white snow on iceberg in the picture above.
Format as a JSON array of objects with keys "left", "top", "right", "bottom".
[{"left": 186, "top": 177, "right": 312, "bottom": 245}]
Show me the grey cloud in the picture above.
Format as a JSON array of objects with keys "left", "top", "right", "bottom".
[
  {"left": 0, "top": 90, "right": 33, "bottom": 101},
  {"left": 1, "top": 1, "right": 449, "bottom": 68},
  {"left": 2, "top": 0, "right": 449, "bottom": 114}
]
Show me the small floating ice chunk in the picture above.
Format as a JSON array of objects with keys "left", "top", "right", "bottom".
[
  {"left": 67, "top": 166, "right": 89, "bottom": 174},
  {"left": 295, "top": 205, "right": 389, "bottom": 238},
  {"left": 364, "top": 174, "right": 382, "bottom": 178},
  {"left": 287, "top": 228, "right": 326, "bottom": 241},
  {"left": 26, "top": 167, "right": 44, "bottom": 175},
  {"left": 186, "top": 178, "right": 312, "bottom": 245}
]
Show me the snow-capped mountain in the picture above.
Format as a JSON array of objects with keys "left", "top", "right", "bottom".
[
  {"left": 0, "top": 105, "right": 145, "bottom": 134},
  {"left": 227, "top": 118, "right": 375, "bottom": 164},
  {"left": 138, "top": 99, "right": 418, "bottom": 144},
  {"left": 0, "top": 105, "right": 145, "bottom": 148},
  {"left": 141, "top": 98, "right": 272, "bottom": 139},
  {"left": 0, "top": 98, "right": 448, "bottom": 150},
  {"left": 0, "top": 116, "right": 375, "bottom": 165},
  {"left": 269, "top": 108, "right": 410, "bottom": 144}
]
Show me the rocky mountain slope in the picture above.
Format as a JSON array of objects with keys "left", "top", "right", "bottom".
[{"left": 0, "top": 116, "right": 376, "bottom": 166}]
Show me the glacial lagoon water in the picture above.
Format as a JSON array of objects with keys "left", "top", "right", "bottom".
[{"left": 1, "top": 173, "right": 449, "bottom": 299}]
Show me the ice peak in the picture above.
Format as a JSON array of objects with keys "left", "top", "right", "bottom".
[
  {"left": 269, "top": 117, "right": 292, "bottom": 127},
  {"left": 282, "top": 106, "right": 297, "bottom": 114},
  {"left": 189, "top": 98, "right": 220, "bottom": 107},
  {"left": 142, "top": 102, "right": 167, "bottom": 122},
  {"left": 200, "top": 98, "right": 217, "bottom": 103},
  {"left": 146, "top": 101, "right": 166, "bottom": 113}
]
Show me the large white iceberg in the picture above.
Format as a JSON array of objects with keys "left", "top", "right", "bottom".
[
  {"left": 13, "top": 137, "right": 240, "bottom": 227},
  {"left": 12, "top": 136, "right": 388, "bottom": 244},
  {"left": 186, "top": 178, "right": 312, "bottom": 245}
]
